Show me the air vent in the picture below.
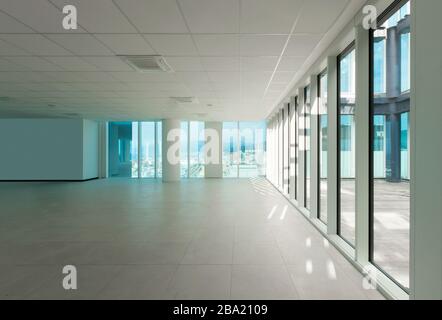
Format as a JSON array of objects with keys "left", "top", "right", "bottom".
[
  {"left": 170, "top": 96, "right": 199, "bottom": 104},
  {"left": 118, "top": 55, "right": 174, "bottom": 73}
]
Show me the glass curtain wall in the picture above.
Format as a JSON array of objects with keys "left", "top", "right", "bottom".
[
  {"left": 370, "top": 0, "right": 410, "bottom": 290},
  {"left": 338, "top": 46, "right": 356, "bottom": 245},
  {"left": 222, "top": 122, "right": 239, "bottom": 177},
  {"left": 189, "top": 121, "right": 205, "bottom": 178},
  {"left": 304, "top": 85, "right": 311, "bottom": 210},
  {"left": 140, "top": 122, "right": 155, "bottom": 178},
  {"left": 180, "top": 121, "right": 205, "bottom": 178},
  {"left": 156, "top": 122, "right": 162, "bottom": 178},
  {"left": 293, "top": 97, "right": 299, "bottom": 201},
  {"left": 109, "top": 121, "right": 162, "bottom": 179},
  {"left": 318, "top": 71, "right": 328, "bottom": 224},
  {"left": 223, "top": 121, "right": 266, "bottom": 178}
]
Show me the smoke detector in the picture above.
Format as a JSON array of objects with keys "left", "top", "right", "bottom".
[{"left": 118, "top": 55, "right": 174, "bottom": 73}]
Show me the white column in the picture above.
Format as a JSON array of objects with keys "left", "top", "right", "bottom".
[
  {"left": 205, "top": 121, "right": 223, "bottom": 178},
  {"left": 354, "top": 24, "right": 370, "bottom": 265},
  {"left": 162, "top": 119, "right": 181, "bottom": 182},
  {"left": 98, "top": 121, "right": 109, "bottom": 179},
  {"left": 298, "top": 88, "right": 306, "bottom": 209},
  {"left": 283, "top": 104, "right": 290, "bottom": 194},
  {"left": 289, "top": 94, "right": 298, "bottom": 201},
  {"left": 410, "top": 0, "right": 442, "bottom": 300},
  {"left": 310, "top": 75, "right": 319, "bottom": 219},
  {"left": 327, "top": 56, "right": 338, "bottom": 234}
]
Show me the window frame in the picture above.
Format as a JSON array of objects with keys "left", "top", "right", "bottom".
[
  {"left": 369, "top": 0, "right": 411, "bottom": 292},
  {"left": 337, "top": 41, "right": 356, "bottom": 247}
]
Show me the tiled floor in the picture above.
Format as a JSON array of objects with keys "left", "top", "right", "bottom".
[
  {"left": 326, "top": 179, "right": 410, "bottom": 289},
  {"left": 0, "top": 178, "right": 384, "bottom": 300}
]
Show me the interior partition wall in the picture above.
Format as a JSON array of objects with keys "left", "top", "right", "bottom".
[{"left": 109, "top": 121, "right": 162, "bottom": 178}]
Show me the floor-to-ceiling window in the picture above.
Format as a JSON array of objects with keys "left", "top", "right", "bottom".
[
  {"left": 282, "top": 106, "right": 290, "bottom": 193},
  {"left": 370, "top": 0, "right": 410, "bottom": 290},
  {"left": 223, "top": 121, "right": 266, "bottom": 178},
  {"left": 140, "top": 122, "right": 155, "bottom": 178},
  {"left": 189, "top": 121, "right": 205, "bottom": 178},
  {"left": 222, "top": 122, "right": 239, "bottom": 178},
  {"left": 304, "top": 85, "right": 311, "bottom": 210},
  {"left": 293, "top": 97, "right": 299, "bottom": 201},
  {"left": 338, "top": 44, "right": 356, "bottom": 246},
  {"left": 180, "top": 121, "right": 205, "bottom": 178},
  {"left": 109, "top": 122, "right": 137, "bottom": 178},
  {"left": 318, "top": 71, "right": 328, "bottom": 224},
  {"left": 156, "top": 122, "right": 162, "bottom": 178},
  {"left": 180, "top": 122, "right": 189, "bottom": 178},
  {"left": 109, "top": 121, "right": 162, "bottom": 179}
]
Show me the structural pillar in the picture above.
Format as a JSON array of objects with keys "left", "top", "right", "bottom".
[
  {"left": 205, "top": 121, "right": 223, "bottom": 178},
  {"left": 162, "top": 119, "right": 181, "bottom": 182}
]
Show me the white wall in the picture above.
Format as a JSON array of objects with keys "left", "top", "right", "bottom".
[
  {"left": 410, "top": 0, "right": 442, "bottom": 300},
  {"left": 0, "top": 118, "right": 98, "bottom": 181}
]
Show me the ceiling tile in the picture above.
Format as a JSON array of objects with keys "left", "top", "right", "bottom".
[
  {"left": 284, "top": 34, "right": 323, "bottom": 57},
  {"left": 144, "top": 35, "right": 198, "bottom": 56},
  {"left": 178, "top": 0, "right": 239, "bottom": 33},
  {"left": 0, "top": 0, "right": 85, "bottom": 33},
  {"left": 0, "top": 34, "right": 72, "bottom": 56},
  {"left": 44, "top": 56, "right": 100, "bottom": 71},
  {"left": 0, "top": 58, "right": 28, "bottom": 71},
  {"left": 51, "top": 0, "right": 137, "bottom": 33},
  {"left": 41, "top": 72, "right": 92, "bottom": 83},
  {"left": 114, "top": 0, "right": 188, "bottom": 33},
  {"left": 268, "top": 82, "right": 288, "bottom": 91},
  {"left": 277, "top": 56, "right": 305, "bottom": 71},
  {"left": 74, "top": 72, "right": 120, "bottom": 82},
  {"left": 110, "top": 71, "right": 178, "bottom": 83},
  {"left": 82, "top": 56, "right": 135, "bottom": 72},
  {"left": 241, "top": 56, "right": 279, "bottom": 71},
  {"left": 175, "top": 72, "right": 210, "bottom": 85},
  {"left": 294, "top": 0, "right": 349, "bottom": 33},
  {"left": 0, "top": 11, "right": 34, "bottom": 33},
  {"left": 164, "top": 57, "right": 204, "bottom": 72},
  {"left": 47, "top": 34, "right": 114, "bottom": 56},
  {"left": 0, "top": 39, "right": 30, "bottom": 56},
  {"left": 208, "top": 72, "right": 240, "bottom": 84},
  {"left": 241, "top": 72, "right": 272, "bottom": 85},
  {"left": 240, "top": 0, "right": 303, "bottom": 34},
  {"left": 272, "top": 71, "right": 296, "bottom": 83},
  {"left": 193, "top": 35, "right": 239, "bottom": 56},
  {"left": 94, "top": 34, "right": 155, "bottom": 55},
  {"left": 240, "top": 35, "right": 287, "bottom": 56},
  {"left": 4, "top": 57, "right": 63, "bottom": 71},
  {"left": 201, "top": 57, "right": 239, "bottom": 72}
]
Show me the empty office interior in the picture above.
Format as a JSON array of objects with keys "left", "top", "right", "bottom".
[{"left": 0, "top": 0, "right": 440, "bottom": 300}]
